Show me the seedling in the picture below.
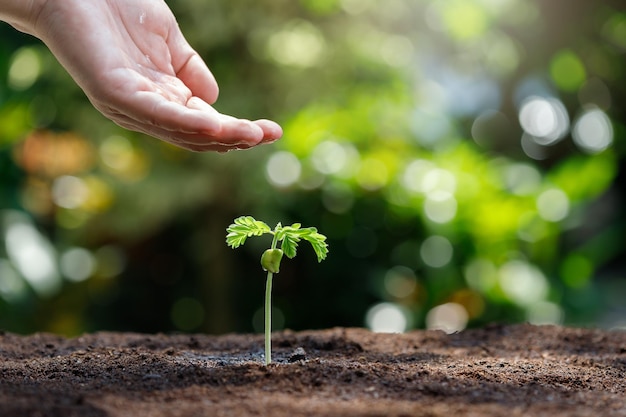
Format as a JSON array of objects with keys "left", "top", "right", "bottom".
[{"left": 226, "top": 216, "right": 328, "bottom": 365}]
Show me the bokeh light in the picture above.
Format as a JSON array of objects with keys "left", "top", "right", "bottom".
[
  {"left": 384, "top": 266, "right": 418, "bottom": 299},
  {"left": 94, "top": 246, "right": 126, "bottom": 279},
  {"left": 51, "top": 176, "right": 88, "bottom": 209},
  {"left": 8, "top": 47, "right": 41, "bottom": 90},
  {"left": 311, "top": 141, "right": 350, "bottom": 175},
  {"left": 425, "top": 302, "right": 468, "bottom": 334},
  {"left": 2, "top": 211, "right": 61, "bottom": 297},
  {"left": 550, "top": 50, "right": 587, "bottom": 92},
  {"left": 356, "top": 157, "right": 389, "bottom": 191},
  {"left": 420, "top": 235, "right": 453, "bottom": 268},
  {"left": 464, "top": 258, "right": 498, "bottom": 294},
  {"left": 503, "top": 163, "right": 542, "bottom": 195},
  {"left": 536, "top": 188, "right": 570, "bottom": 222},
  {"left": 560, "top": 253, "right": 593, "bottom": 289},
  {"left": 99, "top": 135, "right": 149, "bottom": 181},
  {"left": 0, "top": 259, "right": 27, "bottom": 302},
  {"left": 424, "top": 192, "right": 457, "bottom": 224},
  {"left": 366, "top": 302, "right": 409, "bottom": 333},
  {"left": 60, "top": 247, "right": 95, "bottom": 283},
  {"left": 14, "top": 131, "right": 95, "bottom": 178},
  {"left": 572, "top": 107, "right": 613, "bottom": 154},
  {"left": 266, "top": 151, "right": 302, "bottom": 188},
  {"left": 498, "top": 260, "right": 548, "bottom": 306},
  {"left": 527, "top": 301, "right": 564, "bottom": 325},
  {"left": 266, "top": 20, "right": 326, "bottom": 68},
  {"left": 518, "top": 96, "right": 569, "bottom": 146}
]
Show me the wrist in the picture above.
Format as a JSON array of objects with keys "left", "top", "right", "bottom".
[{"left": 0, "top": 0, "right": 48, "bottom": 35}]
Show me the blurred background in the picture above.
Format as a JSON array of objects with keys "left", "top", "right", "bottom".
[{"left": 1, "top": 0, "right": 625, "bottom": 336}]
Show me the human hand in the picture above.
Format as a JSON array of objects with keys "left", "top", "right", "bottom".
[{"left": 26, "top": 0, "right": 282, "bottom": 152}]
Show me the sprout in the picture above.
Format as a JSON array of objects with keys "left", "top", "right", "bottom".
[{"left": 226, "top": 216, "right": 328, "bottom": 365}]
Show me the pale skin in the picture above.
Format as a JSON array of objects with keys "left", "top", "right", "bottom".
[{"left": 0, "top": 0, "right": 283, "bottom": 152}]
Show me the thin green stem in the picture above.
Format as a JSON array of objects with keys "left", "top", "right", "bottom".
[
  {"left": 264, "top": 232, "right": 280, "bottom": 365},
  {"left": 264, "top": 270, "right": 273, "bottom": 365}
]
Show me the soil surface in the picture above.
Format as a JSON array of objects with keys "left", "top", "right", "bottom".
[{"left": 1, "top": 324, "right": 625, "bottom": 417}]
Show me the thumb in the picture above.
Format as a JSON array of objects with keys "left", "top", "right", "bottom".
[{"left": 176, "top": 53, "right": 220, "bottom": 105}]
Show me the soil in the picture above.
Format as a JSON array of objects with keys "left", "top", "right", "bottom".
[{"left": 1, "top": 324, "right": 625, "bottom": 417}]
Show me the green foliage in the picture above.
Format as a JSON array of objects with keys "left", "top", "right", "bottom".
[
  {"left": 226, "top": 216, "right": 328, "bottom": 264},
  {"left": 1, "top": 0, "right": 626, "bottom": 336},
  {"left": 225, "top": 216, "right": 272, "bottom": 248}
]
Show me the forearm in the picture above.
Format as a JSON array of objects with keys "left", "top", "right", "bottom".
[{"left": 0, "top": 0, "right": 46, "bottom": 34}]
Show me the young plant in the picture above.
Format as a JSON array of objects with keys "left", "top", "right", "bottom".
[{"left": 226, "top": 216, "right": 328, "bottom": 365}]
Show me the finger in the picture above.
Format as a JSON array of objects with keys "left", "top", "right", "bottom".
[
  {"left": 176, "top": 54, "right": 219, "bottom": 105},
  {"left": 110, "top": 91, "right": 222, "bottom": 135},
  {"left": 110, "top": 112, "right": 249, "bottom": 152},
  {"left": 168, "top": 29, "right": 219, "bottom": 104},
  {"left": 253, "top": 119, "right": 283, "bottom": 142},
  {"left": 186, "top": 97, "right": 265, "bottom": 145},
  {"left": 186, "top": 97, "right": 282, "bottom": 144},
  {"left": 102, "top": 93, "right": 276, "bottom": 149}
]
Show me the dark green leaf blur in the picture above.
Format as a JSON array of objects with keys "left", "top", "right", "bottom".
[{"left": 1, "top": 0, "right": 625, "bottom": 335}]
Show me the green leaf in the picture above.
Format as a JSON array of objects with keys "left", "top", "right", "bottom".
[
  {"left": 280, "top": 233, "right": 300, "bottom": 259},
  {"left": 302, "top": 231, "right": 329, "bottom": 262},
  {"left": 278, "top": 226, "right": 328, "bottom": 262},
  {"left": 226, "top": 216, "right": 271, "bottom": 248},
  {"left": 226, "top": 217, "right": 329, "bottom": 263}
]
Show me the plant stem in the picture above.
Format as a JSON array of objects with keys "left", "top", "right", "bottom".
[
  {"left": 265, "top": 270, "right": 273, "bottom": 365},
  {"left": 264, "top": 232, "right": 280, "bottom": 365}
]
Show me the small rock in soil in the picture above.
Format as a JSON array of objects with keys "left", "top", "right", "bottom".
[{"left": 289, "top": 347, "right": 307, "bottom": 362}]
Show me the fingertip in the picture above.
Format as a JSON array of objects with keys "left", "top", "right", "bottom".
[
  {"left": 206, "top": 81, "right": 219, "bottom": 105},
  {"left": 206, "top": 116, "right": 265, "bottom": 146},
  {"left": 254, "top": 119, "right": 283, "bottom": 141}
]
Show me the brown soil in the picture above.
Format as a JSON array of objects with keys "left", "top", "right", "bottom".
[{"left": 1, "top": 324, "right": 625, "bottom": 417}]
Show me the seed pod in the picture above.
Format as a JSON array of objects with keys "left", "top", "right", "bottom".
[{"left": 261, "top": 249, "right": 283, "bottom": 273}]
